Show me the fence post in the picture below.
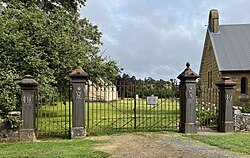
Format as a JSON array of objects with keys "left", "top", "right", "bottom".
[
  {"left": 177, "top": 62, "right": 199, "bottom": 133},
  {"left": 215, "top": 77, "right": 236, "bottom": 132},
  {"left": 69, "top": 63, "right": 88, "bottom": 138},
  {"left": 18, "top": 75, "right": 38, "bottom": 141}
]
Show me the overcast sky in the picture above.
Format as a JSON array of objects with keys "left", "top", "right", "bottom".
[{"left": 80, "top": 0, "right": 250, "bottom": 81}]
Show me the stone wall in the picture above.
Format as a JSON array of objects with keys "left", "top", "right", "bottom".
[
  {"left": 0, "top": 120, "right": 36, "bottom": 142},
  {"left": 234, "top": 108, "right": 250, "bottom": 132},
  {"left": 0, "top": 119, "right": 20, "bottom": 142},
  {"left": 0, "top": 112, "right": 36, "bottom": 142}
]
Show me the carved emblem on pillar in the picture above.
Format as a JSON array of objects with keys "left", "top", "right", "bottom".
[
  {"left": 188, "top": 87, "right": 193, "bottom": 99},
  {"left": 76, "top": 86, "right": 82, "bottom": 100},
  {"left": 226, "top": 93, "right": 232, "bottom": 101},
  {"left": 23, "top": 95, "right": 33, "bottom": 104}
]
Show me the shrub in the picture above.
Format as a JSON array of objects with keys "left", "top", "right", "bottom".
[
  {"left": 0, "top": 117, "right": 22, "bottom": 131},
  {"left": 0, "top": 71, "right": 22, "bottom": 130},
  {"left": 196, "top": 104, "right": 217, "bottom": 126}
]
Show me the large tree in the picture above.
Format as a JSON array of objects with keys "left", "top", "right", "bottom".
[{"left": 0, "top": 0, "right": 120, "bottom": 127}]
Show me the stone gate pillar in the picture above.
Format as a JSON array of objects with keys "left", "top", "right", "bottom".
[
  {"left": 215, "top": 77, "right": 236, "bottom": 132},
  {"left": 69, "top": 64, "right": 88, "bottom": 138},
  {"left": 177, "top": 63, "right": 199, "bottom": 133},
  {"left": 18, "top": 75, "right": 38, "bottom": 141}
]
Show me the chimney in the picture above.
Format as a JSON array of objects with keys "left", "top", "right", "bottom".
[{"left": 208, "top": 9, "right": 219, "bottom": 33}]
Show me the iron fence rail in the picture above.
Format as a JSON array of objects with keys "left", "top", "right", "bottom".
[
  {"left": 34, "top": 79, "right": 219, "bottom": 137},
  {"left": 196, "top": 87, "right": 219, "bottom": 129},
  {"left": 35, "top": 90, "right": 71, "bottom": 138},
  {"left": 86, "top": 81, "right": 180, "bottom": 133}
]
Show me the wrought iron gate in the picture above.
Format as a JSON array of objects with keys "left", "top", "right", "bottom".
[
  {"left": 35, "top": 89, "right": 71, "bottom": 138},
  {"left": 86, "top": 79, "right": 180, "bottom": 133},
  {"left": 34, "top": 80, "right": 219, "bottom": 137},
  {"left": 196, "top": 87, "right": 219, "bottom": 129}
]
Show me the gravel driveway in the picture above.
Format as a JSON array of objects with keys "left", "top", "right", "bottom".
[{"left": 88, "top": 132, "right": 250, "bottom": 158}]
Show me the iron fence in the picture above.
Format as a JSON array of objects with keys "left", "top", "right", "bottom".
[
  {"left": 34, "top": 78, "right": 220, "bottom": 137},
  {"left": 196, "top": 87, "right": 219, "bottom": 129},
  {"left": 35, "top": 88, "right": 71, "bottom": 138},
  {"left": 86, "top": 80, "right": 180, "bottom": 133}
]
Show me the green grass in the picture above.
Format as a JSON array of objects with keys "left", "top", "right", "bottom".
[
  {"left": 36, "top": 98, "right": 180, "bottom": 137},
  {"left": 0, "top": 139, "right": 110, "bottom": 158},
  {"left": 86, "top": 98, "right": 179, "bottom": 131},
  {"left": 36, "top": 102, "right": 71, "bottom": 138},
  {"left": 185, "top": 133, "right": 250, "bottom": 154}
]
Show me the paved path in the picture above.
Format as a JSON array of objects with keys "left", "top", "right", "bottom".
[{"left": 88, "top": 132, "right": 250, "bottom": 158}]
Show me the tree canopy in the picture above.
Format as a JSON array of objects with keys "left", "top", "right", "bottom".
[
  {"left": 2, "top": 0, "right": 86, "bottom": 13},
  {"left": 0, "top": 0, "right": 120, "bottom": 126}
]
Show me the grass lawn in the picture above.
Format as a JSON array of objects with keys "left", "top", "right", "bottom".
[
  {"left": 36, "top": 98, "right": 180, "bottom": 137},
  {"left": 185, "top": 133, "right": 250, "bottom": 154},
  {"left": 0, "top": 139, "right": 110, "bottom": 158}
]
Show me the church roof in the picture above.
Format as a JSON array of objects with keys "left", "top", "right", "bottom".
[{"left": 209, "top": 24, "right": 250, "bottom": 71}]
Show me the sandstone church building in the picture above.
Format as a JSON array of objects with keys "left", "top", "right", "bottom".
[{"left": 199, "top": 9, "right": 250, "bottom": 106}]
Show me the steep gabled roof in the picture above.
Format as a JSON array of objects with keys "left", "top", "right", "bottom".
[{"left": 209, "top": 24, "right": 250, "bottom": 71}]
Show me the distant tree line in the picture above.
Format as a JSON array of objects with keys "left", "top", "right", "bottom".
[{"left": 116, "top": 73, "right": 179, "bottom": 99}]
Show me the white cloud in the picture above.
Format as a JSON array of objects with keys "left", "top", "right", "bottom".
[{"left": 80, "top": 0, "right": 250, "bottom": 81}]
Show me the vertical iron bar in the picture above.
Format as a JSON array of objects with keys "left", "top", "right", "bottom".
[
  {"left": 92, "top": 83, "right": 94, "bottom": 131},
  {"left": 57, "top": 90, "right": 59, "bottom": 133},
  {"left": 134, "top": 81, "right": 136, "bottom": 130},
  {"left": 206, "top": 86, "right": 209, "bottom": 128},
  {"left": 92, "top": 82, "right": 94, "bottom": 131},
  {"left": 154, "top": 84, "right": 157, "bottom": 129},
  {"left": 175, "top": 82, "right": 178, "bottom": 129},
  {"left": 168, "top": 84, "right": 170, "bottom": 129},
  {"left": 149, "top": 85, "right": 152, "bottom": 129},
  {"left": 106, "top": 84, "right": 108, "bottom": 130},
  {"left": 138, "top": 82, "right": 141, "bottom": 129},
  {"left": 119, "top": 79, "right": 122, "bottom": 130},
  {"left": 40, "top": 92, "right": 43, "bottom": 135},
  {"left": 60, "top": 92, "right": 63, "bottom": 134},
  {"left": 215, "top": 88, "right": 219, "bottom": 126},
  {"left": 69, "top": 80, "right": 71, "bottom": 138},
  {"left": 200, "top": 86, "right": 203, "bottom": 129},
  {"left": 44, "top": 94, "right": 47, "bottom": 134},
  {"left": 47, "top": 94, "right": 50, "bottom": 134},
  {"left": 86, "top": 82, "right": 89, "bottom": 132},
  {"left": 111, "top": 83, "right": 114, "bottom": 130},
  {"left": 131, "top": 83, "right": 133, "bottom": 129},
  {"left": 160, "top": 85, "right": 163, "bottom": 129},
  {"left": 115, "top": 84, "right": 118, "bottom": 130},
  {"left": 122, "top": 80, "right": 125, "bottom": 130},
  {"left": 52, "top": 92, "right": 55, "bottom": 132},
  {"left": 97, "top": 84, "right": 100, "bottom": 131},
  {"left": 211, "top": 87, "right": 214, "bottom": 127},
  {"left": 49, "top": 94, "right": 51, "bottom": 134},
  {"left": 64, "top": 91, "right": 67, "bottom": 134},
  {"left": 131, "top": 82, "right": 133, "bottom": 129},
  {"left": 145, "top": 82, "right": 148, "bottom": 129},
  {"left": 171, "top": 83, "right": 174, "bottom": 130},
  {"left": 36, "top": 90, "right": 39, "bottom": 138},
  {"left": 126, "top": 83, "right": 128, "bottom": 130},
  {"left": 103, "top": 83, "right": 106, "bottom": 130}
]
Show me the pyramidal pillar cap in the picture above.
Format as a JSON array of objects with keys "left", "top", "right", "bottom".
[
  {"left": 177, "top": 62, "right": 199, "bottom": 80},
  {"left": 69, "top": 60, "right": 88, "bottom": 79}
]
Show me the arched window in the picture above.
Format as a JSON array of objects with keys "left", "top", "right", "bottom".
[{"left": 241, "top": 77, "right": 248, "bottom": 94}]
